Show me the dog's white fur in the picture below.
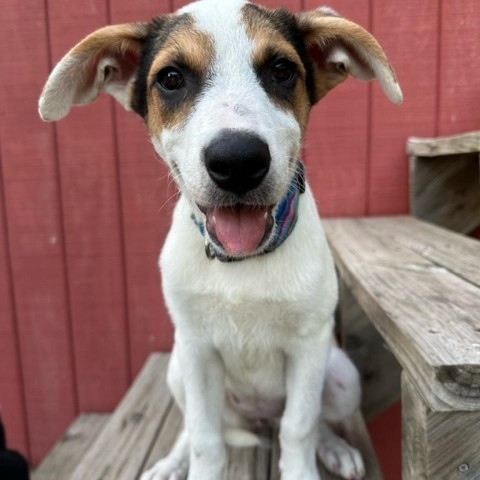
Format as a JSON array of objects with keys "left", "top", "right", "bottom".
[
  {"left": 153, "top": 191, "right": 362, "bottom": 480},
  {"left": 39, "top": 1, "right": 403, "bottom": 478}
]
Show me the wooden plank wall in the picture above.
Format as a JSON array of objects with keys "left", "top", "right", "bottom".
[{"left": 0, "top": 0, "right": 479, "bottom": 466}]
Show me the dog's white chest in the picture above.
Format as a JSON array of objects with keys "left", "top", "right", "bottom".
[
  {"left": 204, "top": 296, "right": 290, "bottom": 396},
  {"left": 160, "top": 193, "right": 338, "bottom": 402}
]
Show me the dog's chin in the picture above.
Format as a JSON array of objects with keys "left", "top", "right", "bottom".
[{"left": 197, "top": 204, "right": 275, "bottom": 257}]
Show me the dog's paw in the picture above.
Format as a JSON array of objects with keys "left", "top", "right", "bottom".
[
  {"left": 140, "top": 458, "right": 188, "bottom": 480},
  {"left": 317, "top": 435, "right": 365, "bottom": 480}
]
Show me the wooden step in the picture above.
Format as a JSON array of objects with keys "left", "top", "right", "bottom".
[
  {"left": 407, "top": 130, "right": 480, "bottom": 234},
  {"left": 323, "top": 216, "right": 480, "bottom": 412},
  {"left": 34, "top": 353, "right": 383, "bottom": 479},
  {"left": 32, "top": 413, "right": 110, "bottom": 480}
]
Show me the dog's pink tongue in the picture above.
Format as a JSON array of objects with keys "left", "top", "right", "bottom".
[{"left": 213, "top": 206, "right": 267, "bottom": 254}]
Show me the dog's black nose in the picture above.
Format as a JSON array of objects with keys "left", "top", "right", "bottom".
[{"left": 204, "top": 130, "right": 270, "bottom": 196}]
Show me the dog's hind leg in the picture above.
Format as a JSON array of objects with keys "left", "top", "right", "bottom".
[
  {"left": 317, "top": 344, "right": 365, "bottom": 480},
  {"left": 321, "top": 344, "right": 361, "bottom": 423}
]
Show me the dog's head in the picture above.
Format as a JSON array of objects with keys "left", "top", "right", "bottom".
[{"left": 39, "top": 0, "right": 402, "bottom": 258}]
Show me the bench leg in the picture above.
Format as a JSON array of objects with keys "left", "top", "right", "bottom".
[
  {"left": 402, "top": 373, "right": 480, "bottom": 479},
  {"left": 338, "top": 279, "right": 401, "bottom": 419}
]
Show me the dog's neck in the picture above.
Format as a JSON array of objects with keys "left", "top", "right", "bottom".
[{"left": 192, "top": 161, "right": 305, "bottom": 262}]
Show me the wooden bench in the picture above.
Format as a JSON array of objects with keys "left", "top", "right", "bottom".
[{"left": 323, "top": 216, "right": 480, "bottom": 479}]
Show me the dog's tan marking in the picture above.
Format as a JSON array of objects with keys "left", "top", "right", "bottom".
[
  {"left": 242, "top": 4, "right": 311, "bottom": 134},
  {"left": 39, "top": 22, "right": 149, "bottom": 121},
  {"left": 146, "top": 19, "right": 214, "bottom": 134},
  {"left": 296, "top": 10, "right": 401, "bottom": 103},
  {"left": 73, "top": 22, "right": 148, "bottom": 58}
]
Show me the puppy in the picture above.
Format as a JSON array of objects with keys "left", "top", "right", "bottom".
[{"left": 39, "top": 1, "right": 402, "bottom": 479}]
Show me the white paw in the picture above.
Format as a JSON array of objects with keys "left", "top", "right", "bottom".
[
  {"left": 140, "top": 457, "right": 188, "bottom": 480},
  {"left": 317, "top": 436, "right": 365, "bottom": 480}
]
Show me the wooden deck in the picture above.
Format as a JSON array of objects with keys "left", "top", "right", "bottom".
[{"left": 33, "top": 353, "right": 383, "bottom": 480}]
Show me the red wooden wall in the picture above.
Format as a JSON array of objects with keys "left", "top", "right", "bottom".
[{"left": 1, "top": 0, "right": 479, "bottom": 473}]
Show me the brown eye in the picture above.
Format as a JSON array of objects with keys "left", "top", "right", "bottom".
[
  {"left": 157, "top": 67, "right": 185, "bottom": 91},
  {"left": 271, "top": 60, "right": 296, "bottom": 84}
]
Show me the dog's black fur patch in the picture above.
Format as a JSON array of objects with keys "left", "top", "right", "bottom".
[
  {"left": 243, "top": 4, "right": 317, "bottom": 106},
  {"left": 131, "top": 5, "right": 318, "bottom": 119},
  {"left": 131, "top": 13, "right": 193, "bottom": 118}
]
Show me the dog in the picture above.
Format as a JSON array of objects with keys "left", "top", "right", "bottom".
[{"left": 39, "top": 1, "right": 402, "bottom": 478}]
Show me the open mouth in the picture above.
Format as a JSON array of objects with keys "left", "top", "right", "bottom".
[{"left": 199, "top": 204, "right": 275, "bottom": 255}]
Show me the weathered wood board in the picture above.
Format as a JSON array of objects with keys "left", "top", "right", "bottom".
[
  {"left": 323, "top": 216, "right": 480, "bottom": 412},
  {"left": 408, "top": 131, "right": 480, "bottom": 157},
  {"left": 408, "top": 130, "right": 480, "bottom": 234},
  {"left": 402, "top": 373, "right": 480, "bottom": 480},
  {"left": 339, "top": 279, "right": 402, "bottom": 420},
  {"left": 70, "top": 354, "right": 172, "bottom": 480},
  {"left": 32, "top": 414, "right": 110, "bottom": 480}
]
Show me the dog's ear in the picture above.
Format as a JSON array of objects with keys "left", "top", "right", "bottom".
[
  {"left": 39, "top": 22, "right": 150, "bottom": 121},
  {"left": 296, "top": 7, "right": 403, "bottom": 104}
]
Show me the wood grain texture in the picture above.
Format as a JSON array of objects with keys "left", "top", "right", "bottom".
[
  {"left": 438, "top": 1, "right": 480, "bottom": 135},
  {"left": 324, "top": 216, "right": 480, "bottom": 411},
  {"left": 402, "top": 373, "right": 480, "bottom": 480},
  {"left": 368, "top": 0, "right": 438, "bottom": 215},
  {"left": 339, "top": 280, "right": 401, "bottom": 420},
  {"left": 407, "top": 130, "right": 480, "bottom": 157},
  {"left": 410, "top": 153, "right": 480, "bottom": 234},
  {"left": 71, "top": 354, "right": 172, "bottom": 480},
  {"left": 304, "top": 0, "right": 370, "bottom": 217},
  {"left": 32, "top": 414, "right": 109, "bottom": 480},
  {"left": 402, "top": 374, "right": 429, "bottom": 480},
  {"left": 0, "top": 0, "right": 77, "bottom": 464},
  {"left": 408, "top": 130, "right": 480, "bottom": 235},
  {"left": 142, "top": 402, "right": 183, "bottom": 472},
  {"left": 369, "top": 216, "right": 480, "bottom": 288}
]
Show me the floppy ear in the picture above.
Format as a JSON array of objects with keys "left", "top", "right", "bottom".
[
  {"left": 39, "top": 22, "right": 150, "bottom": 121},
  {"left": 296, "top": 7, "right": 403, "bottom": 104}
]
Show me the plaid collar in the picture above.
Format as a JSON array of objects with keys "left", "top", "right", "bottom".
[{"left": 192, "top": 161, "right": 305, "bottom": 262}]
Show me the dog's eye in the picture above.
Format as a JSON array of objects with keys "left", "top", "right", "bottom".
[
  {"left": 157, "top": 67, "right": 185, "bottom": 91},
  {"left": 271, "top": 60, "right": 297, "bottom": 84}
]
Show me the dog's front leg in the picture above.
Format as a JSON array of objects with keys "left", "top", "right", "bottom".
[
  {"left": 280, "top": 324, "right": 333, "bottom": 480},
  {"left": 178, "top": 339, "right": 226, "bottom": 480}
]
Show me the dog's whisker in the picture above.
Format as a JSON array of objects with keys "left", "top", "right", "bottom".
[{"left": 158, "top": 189, "right": 180, "bottom": 213}]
